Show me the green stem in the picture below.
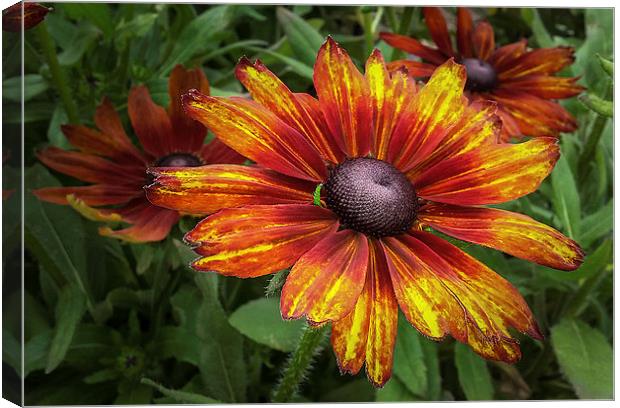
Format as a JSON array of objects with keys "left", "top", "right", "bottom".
[
  {"left": 359, "top": 8, "right": 375, "bottom": 57},
  {"left": 35, "top": 21, "right": 79, "bottom": 123},
  {"left": 390, "top": 6, "right": 415, "bottom": 61},
  {"left": 271, "top": 324, "right": 328, "bottom": 403},
  {"left": 577, "top": 84, "right": 612, "bottom": 183},
  {"left": 385, "top": 6, "right": 399, "bottom": 32}
]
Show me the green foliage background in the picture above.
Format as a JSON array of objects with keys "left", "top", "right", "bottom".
[{"left": 2, "top": 3, "right": 613, "bottom": 403}]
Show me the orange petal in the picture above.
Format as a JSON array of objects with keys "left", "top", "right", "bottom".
[
  {"left": 183, "top": 91, "right": 326, "bottom": 181},
  {"left": 145, "top": 164, "right": 315, "bottom": 215},
  {"left": 379, "top": 32, "right": 447, "bottom": 65},
  {"left": 388, "top": 59, "right": 467, "bottom": 172},
  {"left": 331, "top": 239, "right": 398, "bottom": 388},
  {"left": 383, "top": 232, "right": 542, "bottom": 363},
  {"left": 61, "top": 124, "right": 146, "bottom": 163},
  {"left": 491, "top": 89, "right": 578, "bottom": 137},
  {"left": 488, "top": 40, "right": 527, "bottom": 72},
  {"left": 419, "top": 203, "right": 584, "bottom": 270},
  {"left": 66, "top": 194, "right": 123, "bottom": 222},
  {"left": 92, "top": 97, "right": 146, "bottom": 161},
  {"left": 498, "top": 75, "right": 584, "bottom": 99},
  {"left": 128, "top": 85, "right": 175, "bottom": 157},
  {"left": 456, "top": 8, "right": 474, "bottom": 57},
  {"left": 2, "top": 3, "right": 50, "bottom": 32},
  {"left": 281, "top": 229, "right": 369, "bottom": 324},
  {"left": 33, "top": 184, "right": 141, "bottom": 206},
  {"left": 186, "top": 204, "right": 338, "bottom": 277},
  {"left": 235, "top": 57, "right": 343, "bottom": 164},
  {"left": 385, "top": 60, "right": 436, "bottom": 78},
  {"left": 100, "top": 199, "right": 179, "bottom": 243},
  {"left": 473, "top": 21, "right": 495, "bottom": 61},
  {"left": 365, "top": 50, "right": 417, "bottom": 160},
  {"left": 423, "top": 7, "right": 454, "bottom": 55},
  {"left": 407, "top": 99, "right": 500, "bottom": 180},
  {"left": 167, "top": 64, "right": 210, "bottom": 152},
  {"left": 314, "top": 37, "right": 373, "bottom": 158},
  {"left": 414, "top": 137, "right": 559, "bottom": 205},
  {"left": 498, "top": 47, "right": 576, "bottom": 79}
]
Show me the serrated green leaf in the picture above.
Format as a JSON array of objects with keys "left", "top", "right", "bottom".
[
  {"left": 393, "top": 316, "right": 427, "bottom": 397},
  {"left": 141, "top": 378, "right": 220, "bottom": 404},
  {"left": 45, "top": 285, "right": 87, "bottom": 373},
  {"left": 579, "top": 94, "right": 613, "bottom": 117},
  {"left": 550, "top": 318, "right": 612, "bottom": 399},
  {"left": 277, "top": 7, "right": 324, "bottom": 67},
  {"left": 229, "top": 297, "right": 304, "bottom": 352},
  {"left": 420, "top": 336, "right": 442, "bottom": 400},
  {"left": 551, "top": 153, "right": 581, "bottom": 239},
  {"left": 579, "top": 200, "right": 612, "bottom": 247},
  {"left": 454, "top": 343, "right": 494, "bottom": 400},
  {"left": 376, "top": 377, "right": 417, "bottom": 401}
]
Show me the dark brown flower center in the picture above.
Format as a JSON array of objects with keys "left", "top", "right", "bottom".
[
  {"left": 462, "top": 58, "right": 497, "bottom": 92},
  {"left": 324, "top": 158, "right": 418, "bottom": 237},
  {"left": 154, "top": 153, "right": 203, "bottom": 167}
]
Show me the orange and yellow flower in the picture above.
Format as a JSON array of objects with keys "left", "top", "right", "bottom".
[
  {"left": 380, "top": 7, "right": 583, "bottom": 141},
  {"left": 34, "top": 65, "right": 244, "bottom": 243},
  {"left": 146, "top": 38, "right": 583, "bottom": 387}
]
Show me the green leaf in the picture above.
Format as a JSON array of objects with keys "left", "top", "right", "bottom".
[
  {"left": 596, "top": 54, "right": 613, "bottom": 77},
  {"left": 393, "top": 316, "right": 427, "bottom": 397},
  {"left": 580, "top": 200, "right": 612, "bottom": 247},
  {"left": 47, "top": 105, "right": 70, "bottom": 148},
  {"left": 159, "top": 6, "right": 232, "bottom": 75},
  {"left": 321, "top": 379, "right": 375, "bottom": 402},
  {"left": 562, "top": 239, "right": 611, "bottom": 282},
  {"left": 229, "top": 297, "right": 304, "bottom": 352},
  {"left": 579, "top": 94, "right": 613, "bottom": 118},
  {"left": 420, "top": 336, "right": 442, "bottom": 400},
  {"left": 83, "top": 368, "right": 120, "bottom": 384},
  {"left": 115, "top": 381, "right": 153, "bottom": 404},
  {"left": 24, "top": 329, "right": 53, "bottom": 377},
  {"left": 550, "top": 318, "right": 612, "bottom": 399},
  {"left": 57, "top": 23, "right": 99, "bottom": 66},
  {"left": 3, "top": 75, "right": 49, "bottom": 103},
  {"left": 574, "top": 9, "right": 613, "bottom": 93},
  {"left": 276, "top": 7, "right": 324, "bottom": 67},
  {"left": 3, "top": 328, "right": 21, "bottom": 375},
  {"left": 551, "top": 153, "right": 581, "bottom": 239},
  {"left": 376, "top": 377, "right": 417, "bottom": 401},
  {"left": 454, "top": 343, "right": 494, "bottom": 400},
  {"left": 141, "top": 378, "right": 221, "bottom": 404},
  {"left": 153, "top": 326, "right": 201, "bottom": 365},
  {"left": 521, "top": 9, "right": 553, "bottom": 48},
  {"left": 62, "top": 3, "right": 114, "bottom": 37},
  {"left": 45, "top": 285, "right": 87, "bottom": 373}
]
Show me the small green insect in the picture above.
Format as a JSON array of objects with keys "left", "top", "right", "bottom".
[{"left": 313, "top": 183, "right": 323, "bottom": 207}]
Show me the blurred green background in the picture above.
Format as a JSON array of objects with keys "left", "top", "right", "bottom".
[{"left": 2, "top": 3, "right": 613, "bottom": 403}]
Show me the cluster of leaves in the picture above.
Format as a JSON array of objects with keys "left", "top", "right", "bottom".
[{"left": 2, "top": 4, "right": 613, "bottom": 403}]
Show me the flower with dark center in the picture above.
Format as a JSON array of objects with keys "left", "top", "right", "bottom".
[
  {"left": 34, "top": 65, "right": 244, "bottom": 242},
  {"left": 380, "top": 7, "right": 583, "bottom": 141},
  {"left": 146, "top": 38, "right": 583, "bottom": 387}
]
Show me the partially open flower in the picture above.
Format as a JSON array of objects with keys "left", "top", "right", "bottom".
[
  {"left": 2, "top": 2, "right": 50, "bottom": 32},
  {"left": 380, "top": 7, "right": 584, "bottom": 141},
  {"left": 146, "top": 38, "right": 583, "bottom": 387},
  {"left": 34, "top": 65, "right": 245, "bottom": 243}
]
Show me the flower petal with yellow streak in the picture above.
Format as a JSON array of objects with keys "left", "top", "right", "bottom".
[
  {"left": 419, "top": 203, "right": 584, "bottom": 271},
  {"left": 145, "top": 164, "right": 315, "bottom": 215},
  {"left": 384, "top": 232, "right": 542, "bottom": 363},
  {"left": 388, "top": 60, "right": 467, "bottom": 172},
  {"left": 497, "top": 47, "right": 576, "bottom": 79},
  {"left": 422, "top": 7, "right": 454, "bottom": 55},
  {"left": 379, "top": 32, "right": 447, "bottom": 65},
  {"left": 281, "top": 229, "right": 369, "bottom": 324},
  {"left": 314, "top": 36, "right": 373, "bottom": 158},
  {"left": 473, "top": 21, "right": 495, "bottom": 61},
  {"left": 66, "top": 194, "right": 123, "bottom": 222},
  {"left": 413, "top": 137, "right": 559, "bottom": 205},
  {"left": 99, "top": 200, "right": 179, "bottom": 243},
  {"left": 187, "top": 204, "right": 339, "bottom": 278},
  {"left": 456, "top": 8, "right": 474, "bottom": 57},
  {"left": 128, "top": 85, "right": 175, "bottom": 157},
  {"left": 183, "top": 91, "right": 327, "bottom": 182},
  {"left": 499, "top": 75, "right": 583, "bottom": 99},
  {"left": 235, "top": 57, "right": 343, "bottom": 164}
]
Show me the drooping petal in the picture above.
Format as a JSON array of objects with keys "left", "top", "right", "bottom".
[
  {"left": 494, "top": 105, "right": 523, "bottom": 141},
  {"left": 36, "top": 147, "right": 146, "bottom": 186},
  {"left": 456, "top": 8, "right": 474, "bottom": 57},
  {"left": 418, "top": 203, "right": 584, "bottom": 270},
  {"left": 199, "top": 138, "right": 247, "bottom": 165},
  {"left": 383, "top": 232, "right": 542, "bottom": 363},
  {"left": 128, "top": 85, "right": 175, "bottom": 157},
  {"left": 93, "top": 97, "right": 146, "bottom": 161},
  {"left": 497, "top": 47, "right": 576, "bottom": 79},
  {"left": 99, "top": 198, "right": 180, "bottom": 243},
  {"left": 423, "top": 7, "right": 454, "bottom": 55},
  {"left": 388, "top": 59, "right": 467, "bottom": 172},
  {"left": 473, "top": 21, "right": 495, "bottom": 61},
  {"left": 379, "top": 32, "right": 447, "bottom": 65},
  {"left": 167, "top": 64, "right": 210, "bottom": 152},
  {"left": 33, "top": 184, "right": 141, "bottom": 206},
  {"left": 61, "top": 124, "right": 146, "bottom": 163},
  {"left": 365, "top": 50, "right": 417, "bottom": 160},
  {"left": 66, "top": 194, "right": 123, "bottom": 222},
  {"left": 498, "top": 75, "right": 584, "bottom": 99},
  {"left": 413, "top": 137, "right": 559, "bottom": 205},
  {"left": 385, "top": 60, "right": 436, "bottom": 78},
  {"left": 235, "top": 57, "right": 343, "bottom": 163},
  {"left": 145, "top": 164, "right": 315, "bottom": 215},
  {"left": 182, "top": 91, "right": 327, "bottom": 181},
  {"left": 331, "top": 239, "right": 398, "bottom": 388},
  {"left": 281, "top": 229, "right": 369, "bottom": 324},
  {"left": 407, "top": 100, "right": 500, "bottom": 179},
  {"left": 491, "top": 89, "right": 578, "bottom": 137},
  {"left": 488, "top": 40, "right": 527, "bottom": 72},
  {"left": 314, "top": 37, "right": 373, "bottom": 158},
  {"left": 186, "top": 204, "right": 338, "bottom": 278}
]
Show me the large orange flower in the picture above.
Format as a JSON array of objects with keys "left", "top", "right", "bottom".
[
  {"left": 146, "top": 38, "right": 583, "bottom": 387},
  {"left": 34, "top": 65, "right": 244, "bottom": 242},
  {"left": 380, "top": 7, "right": 583, "bottom": 141}
]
